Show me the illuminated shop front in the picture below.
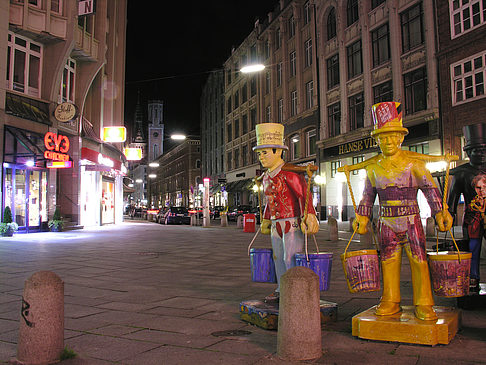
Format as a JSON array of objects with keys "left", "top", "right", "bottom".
[
  {"left": 80, "top": 147, "right": 124, "bottom": 226},
  {"left": 320, "top": 124, "right": 442, "bottom": 221}
]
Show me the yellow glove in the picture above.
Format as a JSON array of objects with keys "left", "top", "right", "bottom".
[
  {"left": 301, "top": 214, "right": 319, "bottom": 235},
  {"left": 435, "top": 210, "right": 453, "bottom": 232},
  {"left": 353, "top": 214, "right": 369, "bottom": 235},
  {"left": 261, "top": 219, "right": 272, "bottom": 235}
]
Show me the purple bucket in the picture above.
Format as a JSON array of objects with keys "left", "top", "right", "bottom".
[
  {"left": 250, "top": 248, "right": 277, "bottom": 283},
  {"left": 295, "top": 253, "right": 333, "bottom": 291}
]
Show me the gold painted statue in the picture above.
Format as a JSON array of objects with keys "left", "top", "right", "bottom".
[{"left": 339, "top": 102, "right": 454, "bottom": 321}]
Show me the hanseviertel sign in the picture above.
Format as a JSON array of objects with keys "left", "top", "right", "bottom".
[{"left": 323, "top": 136, "right": 378, "bottom": 159}]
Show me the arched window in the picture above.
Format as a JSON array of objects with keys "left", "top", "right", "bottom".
[{"left": 327, "top": 8, "right": 337, "bottom": 40}]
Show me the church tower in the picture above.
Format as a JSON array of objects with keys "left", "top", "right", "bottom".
[
  {"left": 129, "top": 91, "right": 147, "bottom": 159},
  {"left": 147, "top": 100, "right": 164, "bottom": 162}
]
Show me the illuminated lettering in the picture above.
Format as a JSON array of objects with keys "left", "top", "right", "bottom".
[
  {"left": 44, "top": 132, "right": 70, "bottom": 153},
  {"left": 98, "top": 153, "right": 114, "bottom": 167},
  {"left": 337, "top": 137, "right": 377, "bottom": 155}
]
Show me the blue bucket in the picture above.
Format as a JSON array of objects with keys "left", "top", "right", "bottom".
[
  {"left": 295, "top": 253, "right": 333, "bottom": 291},
  {"left": 250, "top": 248, "right": 277, "bottom": 283}
]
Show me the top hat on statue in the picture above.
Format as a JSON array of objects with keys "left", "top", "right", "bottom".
[
  {"left": 463, "top": 123, "right": 486, "bottom": 150},
  {"left": 253, "top": 123, "right": 289, "bottom": 151},
  {"left": 370, "top": 102, "right": 408, "bottom": 137}
]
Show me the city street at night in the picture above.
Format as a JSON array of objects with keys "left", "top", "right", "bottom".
[{"left": 0, "top": 221, "right": 485, "bottom": 364}]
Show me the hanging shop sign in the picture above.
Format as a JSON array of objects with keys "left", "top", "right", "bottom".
[
  {"left": 54, "top": 102, "right": 78, "bottom": 123},
  {"left": 103, "top": 127, "right": 127, "bottom": 142},
  {"left": 78, "top": 0, "right": 96, "bottom": 16},
  {"left": 81, "top": 147, "right": 122, "bottom": 171},
  {"left": 44, "top": 132, "right": 70, "bottom": 162}
]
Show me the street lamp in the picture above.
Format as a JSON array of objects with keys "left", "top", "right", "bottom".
[{"left": 240, "top": 64, "right": 265, "bottom": 74}]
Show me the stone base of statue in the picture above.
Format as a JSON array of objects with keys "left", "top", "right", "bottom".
[
  {"left": 239, "top": 299, "right": 337, "bottom": 330},
  {"left": 352, "top": 305, "right": 460, "bottom": 345},
  {"left": 457, "top": 283, "right": 486, "bottom": 310}
]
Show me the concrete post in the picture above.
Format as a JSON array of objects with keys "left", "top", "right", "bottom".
[
  {"left": 190, "top": 214, "right": 196, "bottom": 226},
  {"left": 328, "top": 216, "right": 338, "bottom": 241},
  {"left": 426, "top": 217, "right": 435, "bottom": 238},
  {"left": 220, "top": 213, "right": 228, "bottom": 227},
  {"left": 237, "top": 215, "right": 244, "bottom": 229},
  {"left": 277, "top": 267, "right": 322, "bottom": 361},
  {"left": 17, "top": 271, "right": 64, "bottom": 365}
]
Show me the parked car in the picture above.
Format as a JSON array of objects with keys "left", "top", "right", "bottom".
[
  {"left": 227, "top": 205, "right": 252, "bottom": 221},
  {"left": 211, "top": 206, "right": 225, "bottom": 219},
  {"left": 160, "top": 207, "right": 190, "bottom": 225},
  {"left": 156, "top": 208, "right": 168, "bottom": 223}
]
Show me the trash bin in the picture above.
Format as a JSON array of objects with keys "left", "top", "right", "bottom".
[{"left": 243, "top": 213, "right": 256, "bottom": 233}]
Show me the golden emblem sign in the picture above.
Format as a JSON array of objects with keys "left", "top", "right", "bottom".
[{"left": 54, "top": 102, "right": 77, "bottom": 122}]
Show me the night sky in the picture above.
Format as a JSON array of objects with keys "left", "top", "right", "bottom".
[{"left": 124, "top": 1, "right": 276, "bottom": 139}]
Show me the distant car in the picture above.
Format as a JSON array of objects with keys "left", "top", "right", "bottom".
[
  {"left": 156, "top": 208, "right": 168, "bottom": 223},
  {"left": 160, "top": 207, "right": 190, "bottom": 225},
  {"left": 211, "top": 206, "right": 225, "bottom": 219},
  {"left": 227, "top": 205, "right": 252, "bottom": 221}
]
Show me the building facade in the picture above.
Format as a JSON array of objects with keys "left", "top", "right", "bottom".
[
  {"left": 436, "top": 0, "right": 486, "bottom": 158},
  {"left": 1, "top": 0, "right": 127, "bottom": 230}
]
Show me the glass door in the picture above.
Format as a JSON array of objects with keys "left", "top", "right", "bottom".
[
  {"left": 28, "top": 170, "right": 40, "bottom": 228},
  {"left": 14, "top": 169, "right": 26, "bottom": 227}
]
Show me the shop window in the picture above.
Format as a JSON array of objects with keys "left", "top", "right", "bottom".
[
  {"left": 304, "top": 38, "right": 313, "bottom": 68},
  {"left": 401, "top": 2, "right": 424, "bottom": 53},
  {"left": 328, "top": 102, "right": 341, "bottom": 137},
  {"left": 409, "top": 143, "right": 429, "bottom": 155},
  {"left": 373, "top": 80, "right": 393, "bottom": 103},
  {"left": 349, "top": 93, "right": 364, "bottom": 130},
  {"left": 451, "top": 51, "right": 486, "bottom": 105},
  {"left": 327, "top": 7, "right": 337, "bottom": 40},
  {"left": 327, "top": 54, "right": 340, "bottom": 89},
  {"left": 60, "top": 57, "right": 75, "bottom": 103},
  {"left": 372, "top": 23, "right": 390, "bottom": 67},
  {"left": 306, "top": 129, "right": 317, "bottom": 156},
  {"left": 347, "top": 40, "right": 363, "bottom": 79},
  {"left": 404, "top": 67, "right": 427, "bottom": 114},
  {"left": 331, "top": 160, "right": 341, "bottom": 178},
  {"left": 347, "top": 0, "right": 359, "bottom": 26},
  {"left": 352, "top": 155, "right": 364, "bottom": 175},
  {"left": 450, "top": 0, "right": 486, "bottom": 39},
  {"left": 290, "top": 134, "right": 301, "bottom": 160},
  {"left": 6, "top": 32, "right": 42, "bottom": 97}
]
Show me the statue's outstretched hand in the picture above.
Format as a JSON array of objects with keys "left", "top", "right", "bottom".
[
  {"left": 353, "top": 214, "right": 369, "bottom": 235},
  {"left": 301, "top": 214, "right": 319, "bottom": 235},
  {"left": 261, "top": 219, "right": 272, "bottom": 235},
  {"left": 435, "top": 210, "right": 453, "bottom": 232}
]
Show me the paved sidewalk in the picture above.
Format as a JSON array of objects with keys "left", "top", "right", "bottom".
[{"left": 0, "top": 220, "right": 484, "bottom": 364}]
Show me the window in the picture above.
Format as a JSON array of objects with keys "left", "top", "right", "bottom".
[
  {"left": 28, "top": 0, "right": 41, "bottom": 8},
  {"left": 290, "top": 134, "right": 301, "bottom": 160},
  {"left": 242, "top": 114, "right": 248, "bottom": 135},
  {"left": 352, "top": 155, "right": 364, "bottom": 175},
  {"left": 234, "top": 148, "right": 240, "bottom": 169},
  {"left": 327, "top": 54, "right": 340, "bottom": 89},
  {"left": 373, "top": 80, "right": 393, "bottom": 103},
  {"left": 304, "top": 38, "right": 313, "bottom": 68},
  {"left": 226, "top": 69, "right": 232, "bottom": 85},
  {"left": 277, "top": 62, "right": 283, "bottom": 86},
  {"left": 372, "top": 23, "right": 390, "bottom": 67},
  {"left": 196, "top": 159, "right": 201, "bottom": 169},
  {"left": 372, "top": 0, "right": 386, "bottom": 9},
  {"left": 6, "top": 32, "right": 42, "bottom": 97},
  {"left": 60, "top": 57, "right": 75, "bottom": 102},
  {"left": 227, "top": 123, "right": 232, "bottom": 142},
  {"left": 265, "top": 71, "right": 271, "bottom": 95},
  {"left": 306, "top": 81, "right": 314, "bottom": 109},
  {"left": 291, "top": 90, "right": 298, "bottom": 116},
  {"left": 347, "top": 40, "right": 363, "bottom": 79},
  {"left": 227, "top": 152, "right": 232, "bottom": 170},
  {"left": 264, "top": 40, "right": 270, "bottom": 59},
  {"left": 276, "top": 28, "right": 282, "bottom": 49},
  {"left": 266, "top": 105, "right": 271, "bottom": 121},
  {"left": 327, "top": 8, "right": 337, "bottom": 40},
  {"left": 307, "top": 129, "right": 317, "bottom": 156},
  {"left": 51, "top": 0, "right": 62, "bottom": 13},
  {"left": 401, "top": 3, "right": 424, "bottom": 53},
  {"left": 242, "top": 83, "right": 248, "bottom": 103},
  {"left": 452, "top": 51, "right": 486, "bottom": 105},
  {"left": 278, "top": 98, "right": 284, "bottom": 122},
  {"left": 234, "top": 90, "right": 239, "bottom": 108},
  {"left": 250, "top": 77, "right": 256, "bottom": 96},
  {"left": 289, "top": 16, "right": 296, "bottom": 38},
  {"left": 290, "top": 51, "right": 297, "bottom": 77},
  {"left": 349, "top": 93, "right": 364, "bottom": 130},
  {"left": 234, "top": 119, "right": 239, "bottom": 138},
  {"left": 450, "top": 0, "right": 486, "bottom": 38},
  {"left": 250, "top": 108, "right": 257, "bottom": 130},
  {"left": 404, "top": 67, "right": 427, "bottom": 114},
  {"left": 328, "top": 102, "right": 341, "bottom": 137},
  {"left": 226, "top": 98, "right": 231, "bottom": 114},
  {"left": 347, "top": 0, "right": 359, "bottom": 26},
  {"left": 409, "top": 143, "right": 429, "bottom": 154},
  {"left": 250, "top": 44, "right": 257, "bottom": 62},
  {"left": 304, "top": 1, "right": 312, "bottom": 25},
  {"left": 331, "top": 160, "right": 341, "bottom": 178},
  {"left": 242, "top": 145, "right": 248, "bottom": 166}
]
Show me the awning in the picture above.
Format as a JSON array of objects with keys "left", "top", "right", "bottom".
[
  {"left": 5, "top": 92, "right": 51, "bottom": 125},
  {"left": 209, "top": 183, "right": 221, "bottom": 193},
  {"left": 225, "top": 179, "right": 252, "bottom": 192}
]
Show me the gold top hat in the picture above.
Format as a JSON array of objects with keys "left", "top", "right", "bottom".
[
  {"left": 253, "top": 123, "right": 288, "bottom": 151},
  {"left": 370, "top": 102, "right": 408, "bottom": 137}
]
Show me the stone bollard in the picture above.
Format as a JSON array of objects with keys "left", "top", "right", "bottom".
[
  {"left": 426, "top": 217, "right": 435, "bottom": 237},
  {"left": 220, "top": 213, "right": 228, "bottom": 227},
  {"left": 277, "top": 267, "right": 322, "bottom": 361},
  {"left": 190, "top": 214, "right": 196, "bottom": 226},
  {"left": 328, "top": 216, "right": 338, "bottom": 241},
  {"left": 237, "top": 215, "right": 244, "bottom": 229},
  {"left": 17, "top": 271, "right": 64, "bottom": 365}
]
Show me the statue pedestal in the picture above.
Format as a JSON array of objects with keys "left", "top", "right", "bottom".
[
  {"left": 240, "top": 299, "right": 337, "bottom": 330},
  {"left": 352, "top": 306, "right": 460, "bottom": 345}
]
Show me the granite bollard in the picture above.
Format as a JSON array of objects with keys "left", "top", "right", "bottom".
[
  {"left": 220, "top": 213, "right": 228, "bottom": 227},
  {"left": 237, "top": 215, "right": 244, "bottom": 229},
  {"left": 328, "top": 216, "right": 338, "bottom": 241},
  {"left": 426, "top": 216, "right": 435, "bottom": 237},
  {"left": 277, "top": 266, "right": 322, "bottom": 360},
  {"left": 17, "top": 271, "right": 64, "bottom": 365}
]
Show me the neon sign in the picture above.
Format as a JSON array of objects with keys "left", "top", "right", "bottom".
[{"left": 44, "top": 132, "right": 70, "bottom": 162}]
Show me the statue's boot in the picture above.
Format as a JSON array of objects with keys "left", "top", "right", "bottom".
[
  {"left": 375, "top": 252, "right": 402, "bottom": 316},
  {"left": 414, "top": 305, "right": 437, "bottom": 321}
]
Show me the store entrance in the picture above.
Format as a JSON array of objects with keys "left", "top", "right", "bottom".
[{"left": 3, "top": 166, "right": 47, "bottom": 232}]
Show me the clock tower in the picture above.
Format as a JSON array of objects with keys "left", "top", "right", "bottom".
[{"left": 147, "top": 100, "right": 164, "bottom": 162}]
